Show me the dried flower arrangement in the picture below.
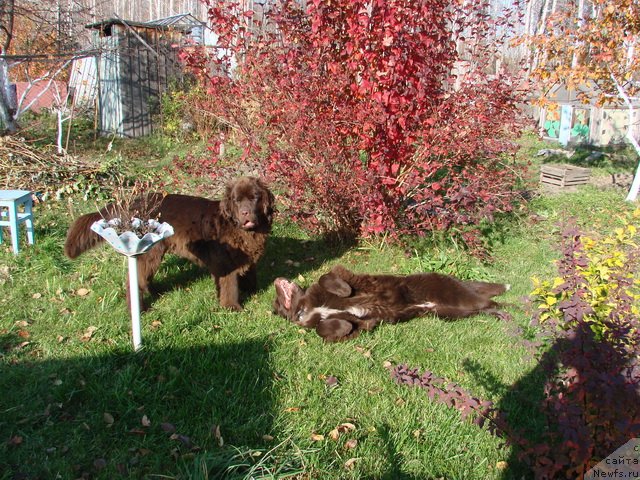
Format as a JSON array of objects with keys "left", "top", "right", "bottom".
[{"left": 97, "top": 180, "right": 166, "bottom": 238}]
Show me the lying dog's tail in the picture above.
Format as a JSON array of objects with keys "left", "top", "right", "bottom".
[{"left": 64, "top": 211, "right": 104, "bottom": 259}]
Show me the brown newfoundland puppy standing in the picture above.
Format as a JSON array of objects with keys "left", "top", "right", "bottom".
[{"left": 64, "top": 176, "right": 275, "bottom": 310}]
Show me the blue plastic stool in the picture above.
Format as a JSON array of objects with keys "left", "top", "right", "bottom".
[{"left": 0, "top": 190, "right": 35, "bottom": 254}]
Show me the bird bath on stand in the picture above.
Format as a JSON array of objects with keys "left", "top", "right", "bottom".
[{"left": 91, "top": 218, "right": 174, "bottom": 351}]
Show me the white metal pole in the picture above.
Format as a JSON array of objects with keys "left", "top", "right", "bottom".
[{"left": 127, "top": 255, "right": 142, "bottom": 351}]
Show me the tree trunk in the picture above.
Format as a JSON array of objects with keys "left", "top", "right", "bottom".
[
  {"left": 571, "top": 0, "right": 585, "bottom": 69},
  {"left": 612, "top": 74, "right": 640, "bottom": 202},
  {"left": 531, "top": 0, "right": 553, "bottom": 73},
  {"left": 623, "top": 116, "right": 640, "bottom": 202},
  {"left": 0, "top": 55, "right": 17, "bottom": 132}
]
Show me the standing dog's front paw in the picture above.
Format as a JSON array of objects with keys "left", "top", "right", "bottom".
[{"left": 220, "top": 301, "right": 243, "bottom": 311}]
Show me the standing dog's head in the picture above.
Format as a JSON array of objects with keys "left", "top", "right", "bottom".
[{"left": 221, "top": 176, "right": 275, "bottom": 232}]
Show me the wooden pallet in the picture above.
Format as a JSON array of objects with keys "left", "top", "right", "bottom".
[{"left": 540, "top": 164, "right": 591, "bottom": 187}]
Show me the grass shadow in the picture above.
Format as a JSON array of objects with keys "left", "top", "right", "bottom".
[
  {"left": 462, "top": 357, "right": 548, "bottom": 478},
  {"left": 373, "top": 424, "right": 422, "bottom": 480},
  {"left": 258, "top": 235, "right": 353, "bottom": 285},
  {"left": 0, "top": 339, "right": 276, "bottom": 479},
  {"left": 0, "top": 331, "right": 25, "bottom": 354},
  {"left": 463, "top": 322, "right": 640, "bottom": 479}
]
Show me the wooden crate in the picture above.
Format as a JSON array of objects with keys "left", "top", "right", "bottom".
[{"left": 540, "top": 164, "right": 591, "bottom": 188}]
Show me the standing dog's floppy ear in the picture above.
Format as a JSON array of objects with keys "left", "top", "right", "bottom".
[
  {"left": 258, "top": 179, "right": 275, "bottom": 221},
  {"left": 318, "top": 272, "right": 352, "bottom": 297},
  {"left": 220, "top": 179, "right": 235, "bottom": 220}
]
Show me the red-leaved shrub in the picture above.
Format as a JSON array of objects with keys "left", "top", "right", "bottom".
[{"left": 181, "top": 0, "right": 527, "bottom": 249}]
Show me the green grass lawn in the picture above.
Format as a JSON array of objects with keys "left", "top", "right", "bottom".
[{"left": 1, "top": 148, "right": 638, "bottom": 479}]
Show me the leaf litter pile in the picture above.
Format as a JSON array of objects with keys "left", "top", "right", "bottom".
[{"left": 0, "top": 136, "right": 116, "bottom": 195}]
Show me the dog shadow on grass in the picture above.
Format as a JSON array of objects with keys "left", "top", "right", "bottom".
[
  {"left": 150, "top": 235, "right": 352, "bottom": 306},
  {"left": 0, "top": 338, "right": 294, "bottom": 479}
]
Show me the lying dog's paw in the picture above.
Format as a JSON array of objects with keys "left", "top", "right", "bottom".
[{"left": 316, "top": 316, "right": 356, "bottom": 342}]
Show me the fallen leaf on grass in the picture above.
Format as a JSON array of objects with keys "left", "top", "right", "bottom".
[
  {"left": 330, "top": 422, "right": 356, "bottom": 441},
  {"left": 262, "top": 434, "right": 274, "bottom": 442},
  {"left": 161, "top": 422, "right": 176, "bottom": 433},
  {"left": 354, "top": 346, "right": 371, "bottom": 358},
  {"left": 344, "top": 458, "right": 358, "bottom": 469},
  {"left": 211, "top": 424, "right": 224, "bottom": 447},
  {"left": 103, "top": 413, "right": 114, "bottom": 426},
  {"left": 496, "top": 461, "right": 508, "bottom": 470},
  {"left": 283, "top": 406, "right": 301, "bottom": 413},
  {"left": 170, "top": 433, "right": 193, "bottom": 449},
  {"left": 32, "top": 293, "right": 42, "bottom": 299},
  {"left": 76, "top": 288, "right": 90, "bottom": 297},
  {"left": 80, "top": 326, "right": 98, "bottom": 341},
  {"left": 325, "top": 375, "right": 339, "bottom": 387},
  {"left": 310, "top": 433, "right": 324, "bottom": 442},
  {"left": 141, "top": 415, "right": 151, "bottom": 427},
  {"left": 8, "top": 435, "right": 23, "bottom": 446},
  {"left": 344, "top": 439, "right": 358, "bottom": 449}
]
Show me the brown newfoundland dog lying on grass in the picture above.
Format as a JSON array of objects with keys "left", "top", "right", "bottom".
[
  {"left": 273, "top": 265, "right": 510, "bottom": 341},
  {"left": 65, "top": 176, "right": 275, "bottom": 310}
]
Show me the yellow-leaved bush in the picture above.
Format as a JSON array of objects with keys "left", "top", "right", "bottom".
[{"left": 531, "top": 209, "right": 640, "bottom": 350}]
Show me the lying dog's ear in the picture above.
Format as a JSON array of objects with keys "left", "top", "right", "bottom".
[
  {"left": 319, "top": 272, "right": 352, "bottom": 297},
  {"left": 273, "top": 277, "right": 303, "bottom": 313}
]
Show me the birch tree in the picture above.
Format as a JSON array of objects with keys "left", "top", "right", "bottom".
[
  {"left": 0, "top": 0, "right": 89, "bottom": 133},
  {"left": 0, "top": 0, "right": 17, "bottom": 131},
  {"left": 526, "top": 0, "right": 640, "bottom": 201}
]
